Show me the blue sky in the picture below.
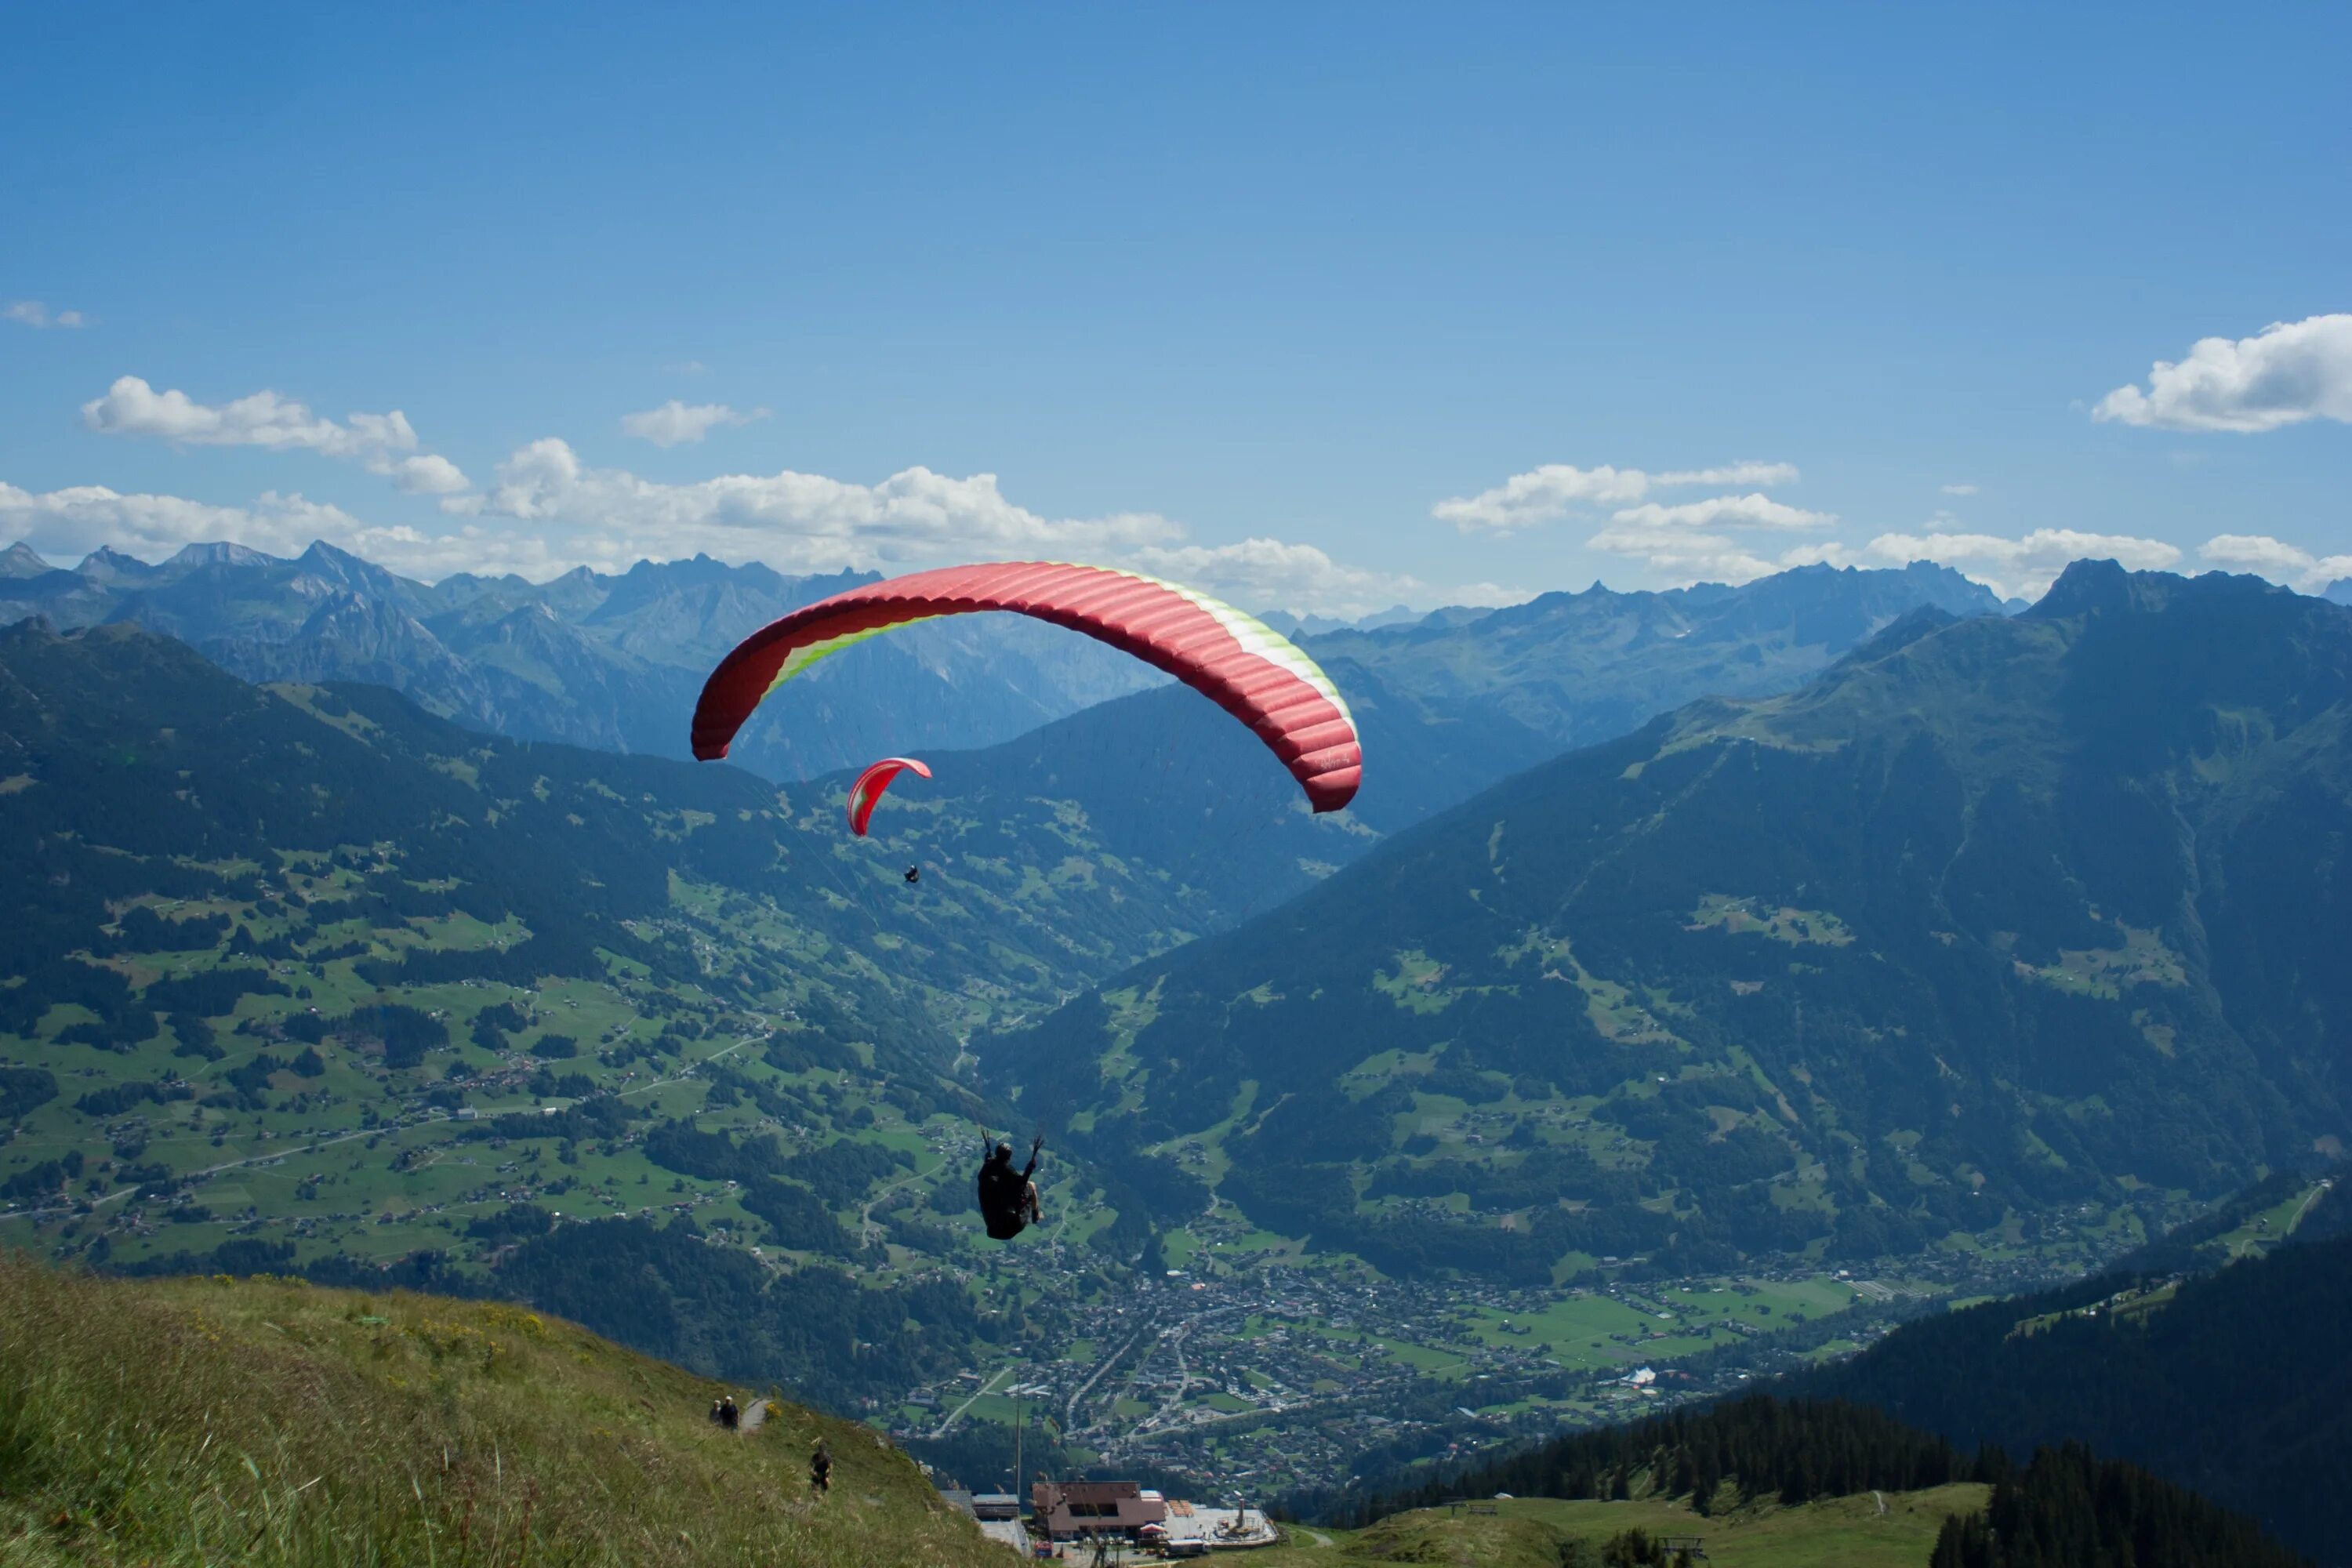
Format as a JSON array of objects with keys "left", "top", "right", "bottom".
[{"left": 3, "top": 2, "right": 2347, "bottom": 612}]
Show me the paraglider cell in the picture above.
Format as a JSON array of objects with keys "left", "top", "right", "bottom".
[
  {"left": 845, "top": 756, "right": 931, "bottom": 837},
  {"left": 690, "top": 562, "right": 1362, "bottom": 813}
]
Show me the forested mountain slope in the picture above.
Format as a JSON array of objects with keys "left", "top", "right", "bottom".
[
  {"left": 1791, "top": 1175, "right": 2351, "bottom": 1563},
  {"left": 997, "top": 564, "right": 2352, "bottom": 1282},
  {"left": 1319, "top": 1394, "right": 2307, "bottom": 1568}
]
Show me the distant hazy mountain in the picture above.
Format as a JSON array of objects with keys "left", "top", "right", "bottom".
[
  {"left": 2328, "top": 577, "right": 2352, "bottom": 607},
  {"left": 1305, "top": 561, "right": 2005, "bottom": 752},
  {"left": 1258, "top": 604, "right": 1426, "bottom": 637},
  {"left": 1, "top": 541, "right": 2013, "bottom": 822},
  {"left": 0, "top": 541, "right": 1165, "bottom": 779},
  {"left": 996, "top": 564, "right": 2352, "bottom": 1281}
]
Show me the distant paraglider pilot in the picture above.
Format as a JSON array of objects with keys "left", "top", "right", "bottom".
[
  {"left": 977, "top": 1131, "right": 1044, "bottom": 1240},
  {"left": 905, "top": 865, "right": 921, "bottom": 885}
]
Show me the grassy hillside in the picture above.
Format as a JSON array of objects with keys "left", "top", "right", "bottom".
[
  {"left": 1255, "top": 1489, "right": 1987, "bottom": 1567},
  {"left": 999, "top": 564, "right": 2352, "bottom": 1284},
  {"left": 0, "top": 1254, "right": 1005, "bottom": 1566}
]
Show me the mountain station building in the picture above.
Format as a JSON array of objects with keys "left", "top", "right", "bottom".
[{"left": 1030, "top": 1480, "right": 1169, "bottom": 1541}]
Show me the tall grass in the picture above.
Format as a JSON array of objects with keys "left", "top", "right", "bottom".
[{"left": 0, "top": 1255, "right": 1005, "bottom": 1566}]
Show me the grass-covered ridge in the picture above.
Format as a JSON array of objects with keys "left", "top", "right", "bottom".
[
  {"left": 1253, "top": 1488, "right": 1989, "bottom": 1568},
  {"left": 0, "top": 1254, "right": 1006, "bottom": 1566}
]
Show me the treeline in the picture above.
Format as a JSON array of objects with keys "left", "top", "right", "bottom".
[
  {"left": 1931, "top": 1444, "right": 2309, "bottom": 1568},
  {"left": 1330, "top": 1393, "right": 2308, "bottom": 1566},
  {"left": 640, "top": 1118, "right": 917, "bottom": 1258},
  {"left": 0, "top": 1067, "right": 58, "bottom": 1123},
  {"left": 1332, "top": 1396, "right": 1969, "bottom": 1527},
  {"left": 1793, "top": 1185, "right": 2352, "bottom": 1562},
  {"left": 488, "top": 1214, "right": 987, "bottom": 1412}
]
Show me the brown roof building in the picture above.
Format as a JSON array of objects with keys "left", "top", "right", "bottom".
[{"left": 1030, "top": 1480, "right": 1169, "bottom": 1541}]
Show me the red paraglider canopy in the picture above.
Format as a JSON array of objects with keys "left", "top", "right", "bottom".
[
  {"left": 846, "top": 756, "right": 930, "bottom": 837},
  {"left": 691, "top": 562, "right": 1361, "bottom": 812}
]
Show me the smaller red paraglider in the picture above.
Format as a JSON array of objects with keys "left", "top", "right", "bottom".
[{"left": 845, "top": 757, "right": 931, "bottom": 837}]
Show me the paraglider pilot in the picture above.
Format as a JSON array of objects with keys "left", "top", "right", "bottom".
[{"left": 977, "top": 1131, "right": 1044, "bottom": 1240}]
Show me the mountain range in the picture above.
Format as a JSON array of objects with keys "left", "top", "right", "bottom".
[
  {"left": 0, "top": 539, "right": 1167, "bottom": 780},
  {"left": 997, "top": 563, "right": 2352, "bottom": 1283},
  {"left": 0, "top": 533, "right": 2011, "bottom": 853}
]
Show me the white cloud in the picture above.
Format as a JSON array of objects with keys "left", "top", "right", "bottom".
[
  {"left": 1584, "top": 524, "right": 1782, "bottom": 585},
  {"left": 1583, "top": 522, "right": 1861, "bottom": 586},
  {"left": 1607, "top": 493, "right": 1836, "bottom": 532},
  {"left": 1433, "top": 459, "right": 1802, "bottom": 532},
  {"left": 454, "top": 437, "right": 1184, "bottom": 573},
  {"left": 619, "top": 400, "right": 768, "bottom": 448},
  {"left": 2093, "top": 313, "right": 2352, "bottom": 434},
  {"left": 5, "top": 301, "right": 85, "bottom": 328},
  {"left": 2, "top": 466, "right": 1460, "bottom": 616},
  {"left": 1860, "top": 528, "right": 2181, "bottom": 601},
  {"left": 0, "top": 479, "right": 575, "bottom": 581},
  {"left": 1439, "top": 581, "right": 1541, "bottom": 609},
  {"left": 384, "top": 453, "right": 470, "bottom": 495},
  {"left": 2198, "top": 533, "right": 2352, "bottom": 593},
  {"left": 1573, "top": 474, "right": 1839, "bottom": 584},
  {"left": 1433, "top": 464, "right": 1650, "bottom": 531},
  {"left": 1128, "top": 537, "right": 1430, "bottom": 620},
  {"left": 1777, "top": 542, "right": 1861, "bottom": 569},
  {"left": 1653, "top": 462, "right": 1801, "bottom": 488},
  {"left": 1941, "top": 483, "right": 1978, "bottom": 496},
  {"left": 81, "top": 376, "right": 470, "bottom": 495}
]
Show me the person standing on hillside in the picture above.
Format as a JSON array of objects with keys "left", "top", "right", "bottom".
[
  {"left": 811, "top": 1439, "right": 833, "bottom": 1495},
  {"left": 719, "top": 1395, "right": 739, "bottom": 1430}
]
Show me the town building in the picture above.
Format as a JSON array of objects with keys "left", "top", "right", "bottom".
[{"left": 1030, "top": 1480, "right": 1169, "bottom": 1541}]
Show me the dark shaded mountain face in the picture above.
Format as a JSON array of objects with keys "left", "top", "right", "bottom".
[
  {"left": 1794, "top": 1178, "right": 2352, "bottom": 1565},
  {"left": 0, "top": 543, "right": 1166, "bottom": 779},
  {"left": 996, "top": 564, "right": 2352, "bottom": 1283},
  {"left": 884, "top": 660, "right": 1559, "bottom": 933}
]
